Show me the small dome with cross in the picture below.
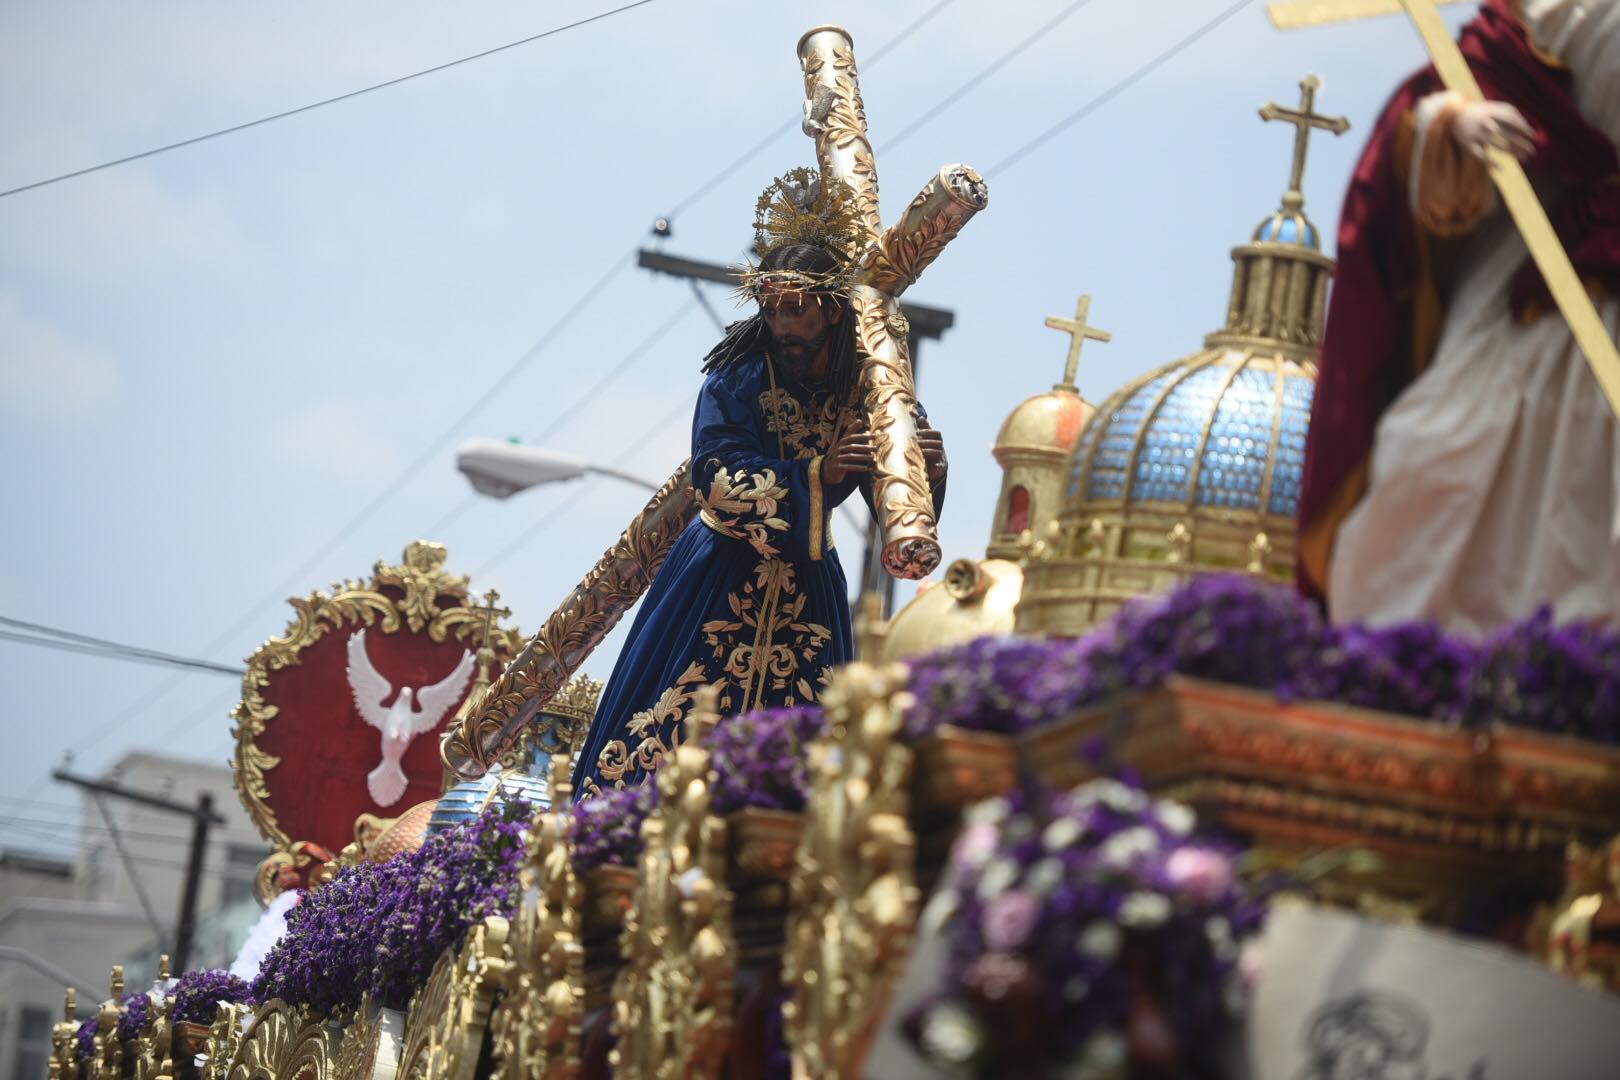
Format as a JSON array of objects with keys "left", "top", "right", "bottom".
[{"left": 1015, "top": 75, "right": 1345, "bottom": 637}]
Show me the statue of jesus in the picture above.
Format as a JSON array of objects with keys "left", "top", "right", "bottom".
[{"left": 573, "top": 170, "right": 948, "bottom": 797}]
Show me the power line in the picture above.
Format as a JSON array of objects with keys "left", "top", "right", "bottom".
[
  {"left": 0, "top": 0, "right": 664, "bottom": 200},
  {"left": 418, "top": 296, "right": 698, "bottom": 540},
  {"left": 475, "top": 391, "right": 695, "bottom": 578},
  {"left": 0, "top": 616, "right": 245, "bottom": 677},
  {"left": 0, "top": 628, "right": 244, "bottom": 678},
  {"left": 989, "top": 0, "right": 1258, "bottom": 175},
  {"left": 880, "top": 0, "right": 1100, "bottom": 153},
  {"left": 660, "top": 0, "right": 962, "bottom": 222}
]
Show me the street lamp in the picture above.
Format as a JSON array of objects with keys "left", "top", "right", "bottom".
[
  {"left": 457, "top": 437, "right": 868, "bottom": 531},
  {"left": 456, "top": 438, "right": 661, "bottom": 498}
]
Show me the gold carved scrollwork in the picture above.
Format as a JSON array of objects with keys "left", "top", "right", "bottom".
[
  {"left": 443, "top": 461, "right": 699, "bottom": 779},
  {"left": 332, "top": 997, "right": 403, "bottom": 1080},
  {"left": 224, "top": 1002, "right": 337, "bottom": 1080},
  {"left": 490, "top": 755, "right": 586, "bottom": 1080},
  {"left": 233, "top": 540, "right": 525, "bottom": 848},
  {"left": 130, "top": 993, "right": 175, "bottom": 1080},
  {"left": 49, "top": 990, "right": 81, "bottom": 1080},
  {"left": 398, "top": 918, "right": 511, "bottom": 1080},
  {"left": 201, "top": 1003, "right": 248, "bottom": 1080},
  {"left": 610, "top": 688, "right": 737, "bottom": 1080},
  {"left": 695, "top": 465, "right": 792, "bottom": 559},
  {"left": 783, "top": 659, "right": 919, "bottom": 1079}
]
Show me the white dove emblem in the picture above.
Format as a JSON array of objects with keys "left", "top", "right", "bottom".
[{"left": 346, "top": 628, "right": 476, "bottom": 807}]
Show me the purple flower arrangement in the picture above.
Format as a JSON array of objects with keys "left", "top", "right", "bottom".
[
  {"left": 72, "top": 991, "right": 149, "bottom": 1060},
  {"left": 570, "top": 781, "right": 659, "bottom": 873},
  {"left": 569, "top": 705, "right": 828, "bottom": 871},
  {"left": 908, "top": 780, "right": 1261, "bottom": 1078},
  {"left": 171, "top": 969, "right": 252, "bottom": 1026},
  {"left": 707, "top": 705, "right": 825, "bottom": 814},
  {"left": 906, "top": 574, "right": 1620, "bottom": 745},
  {"left": 252, "top": 801, "right": 527, "bottom": 1013}
]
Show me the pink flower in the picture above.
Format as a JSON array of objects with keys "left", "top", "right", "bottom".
[
  {"left": 952, "top": 822, "right": 998, "bottom": 869},
  {"left": 981, "top": 888, "right": 1039, "bottom": 950},
  {"left": 1164, "top": 846, "right": 1233, "bottom": 905}
]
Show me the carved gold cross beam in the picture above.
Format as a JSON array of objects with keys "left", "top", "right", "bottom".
[
  {"left": 1044, "top": 294, "right": 1112, "bottom": 392},
  {"left": 798, "top": 26, "right": 990, "bottom": 580},
  {"left": 1269, "top": 0, "right": 1620, "bottom": 418}
]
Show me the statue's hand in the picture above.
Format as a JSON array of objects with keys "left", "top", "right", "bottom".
[
  {"left": 824, "top": 422, "right": 875, "bottom": 486},
  {"left": 1450, "top": 98, "right": 1535, "bottom": 163},
  {"left": 917, "top": 419, "right": 947, "bottom": 483}
]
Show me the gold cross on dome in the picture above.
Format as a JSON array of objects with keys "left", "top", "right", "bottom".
[
  {"left": 1044, "top": 294, "right": 1111, "bottom": 392},
  {"left": 1259, "top": 74, "right": 1349, "bottom": 204}
]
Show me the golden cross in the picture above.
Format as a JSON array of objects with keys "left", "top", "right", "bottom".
[
  {"left": 1044, "top": 294, "right": 1112, "bottom": 391},
  {"left": 1259, "top": 75, "right": 1349, "bottom": 205},
  {"left": 474, "top": 588, "right": 511, "bottom": 653},
  {"left": 1268, "top": 0, "right": 1620, "bottom": 419}
]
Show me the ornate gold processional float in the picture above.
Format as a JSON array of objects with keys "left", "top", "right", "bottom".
[{"left": 47, "top": 21, "right": 1620, "bottom": 1080}]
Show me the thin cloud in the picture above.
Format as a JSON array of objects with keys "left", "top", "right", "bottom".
[{"left": 0, "top": 293, "right": 121, "bottom": 422}]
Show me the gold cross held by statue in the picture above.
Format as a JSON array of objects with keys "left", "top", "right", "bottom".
[
  {"left": 1045, "top": 294, "right": 1111, "bottom": 392},
  {"left": 1267, "top": 0, "right": 1620, "bottom": 419},
  {"left": 1259, "top": 74, "right": 1349, "bottom": 206}
]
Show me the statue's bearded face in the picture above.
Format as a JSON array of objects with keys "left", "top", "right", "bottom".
[{"left": 759, "top": 287, "right": 841, "bottom": 379}]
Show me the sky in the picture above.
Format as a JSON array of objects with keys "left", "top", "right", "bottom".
[{"left": 0, "top": 0, "right": 1476, "bottom": 856}]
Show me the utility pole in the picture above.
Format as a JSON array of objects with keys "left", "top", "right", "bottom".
[
  {"left": 53, "top": 769, "right": 225, "bottom": 973},
  {"left": 636, "top": 247, "right": 957, "bottom": 616}
]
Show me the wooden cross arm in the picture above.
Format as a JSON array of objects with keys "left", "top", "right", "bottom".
[
  {"left": 860, "top": 165, "right": 989, "bottom": 298},
  {"left": 1266, "top": 0, "right": 1465, "bottom": 29}
]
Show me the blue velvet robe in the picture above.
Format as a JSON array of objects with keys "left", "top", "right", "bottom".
[{"left": 574, "top": 352, "right": 867, "bottom": 797}]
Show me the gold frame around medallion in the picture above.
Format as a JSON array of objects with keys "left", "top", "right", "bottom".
[{"left": 232, "top": 541, "right": 524, "bottom": 849}]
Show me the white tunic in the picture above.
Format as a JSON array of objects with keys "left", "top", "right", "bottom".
[{"left": 1328, "top": 0, "right": 1620, "bottom": 635}]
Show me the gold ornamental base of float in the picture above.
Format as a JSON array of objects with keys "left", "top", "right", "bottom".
[{"left": 1022, "top": 677, "right": 1620, "bottom": 922}]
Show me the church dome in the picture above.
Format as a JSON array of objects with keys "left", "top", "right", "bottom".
[
  {"left": 994, "top": 388, "right": 1091, "bottom": 457},
  {"left": 1015, "top": 75, "right": 1344, "bottom": 637},
  {"left": 1069, "top": 350, "right": 1314, "bottom": 516}
]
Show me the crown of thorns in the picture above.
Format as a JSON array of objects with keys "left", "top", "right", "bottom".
[{"left": 735, "top": 167, "right": 862, "bottom": 301}]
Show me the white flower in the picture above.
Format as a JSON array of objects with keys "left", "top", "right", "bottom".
[
  {"left": 1078, "top": 1032, "right": 1126, "bottom": 1070},
  {"left": 1118, "top": 890, "right": 1172, "bottom": 928},
  {"left": 1024, "top": 857, "right": 1066, "bottom": 896},
  {"left": 1091, "top": 778, "right": 1147, "bottom": 813},
  {"left": 975, "top": 856, "right": 1020, "bottom": 902},
  {"left": 1042, "top": 816, "right": 1085, "bottom": 852},
  {"left": 1100, "top": 826, "right": 1160, "bottom": 867},
  {"left": 1155, "top": 800, "right": 1196, "bottom": 836},
  {"left": 1078, "top": 920, "right": 1122, "bottom": 960},
  {"left": 920, "top": 888, "right": 958, "bottom": 934},
  {"left": 676, "top": 866, "right": 706, "bottom": 898},
  {"left": 965, "top": 796, "right": 1011, "bottom": 826},
  {"left": 919, "top": 1001, "right": 985, "bottom": 1065}
]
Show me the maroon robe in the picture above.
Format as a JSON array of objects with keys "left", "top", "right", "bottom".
[{"left": 1297, "top": 0, "right": 1620, "bottom": 606}]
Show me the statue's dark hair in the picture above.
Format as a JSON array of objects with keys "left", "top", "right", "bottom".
[{"left": 702, "top": 243, "right": 859, "bottom": 403}]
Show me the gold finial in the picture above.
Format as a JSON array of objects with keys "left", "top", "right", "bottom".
[
  {"left": 854, "top": 592, "right": 889, "bottom": 661},
  {"left": 548, "top": 752, "right": 573, "bottom": 810},
  {"left": 1083, "top": 518, "right": 1106, "bottom": 558},
  {"left": 1044, "top": 294, "right": 1112, "bottom": 393},
  {"left": 1247, "top": 531, "right": 1274, "bottom": 575},
  {"left": 1259, "top": 74, "right": 1349, "bottom": 210},
  {"left": 109, "top": 966, "right": 124, "bottom": 998},
  {"left": 63, "top": 988, "right": 76, "bottom": 1022},
  {"left": 689, "top": 684, "right": 722, "bottom": 745},
  {"left": 1165, "top": 521, "right": 1193, "bottom": 564},
  {"left": 158, "top": 955, "right": 170, "bottom": 981}
]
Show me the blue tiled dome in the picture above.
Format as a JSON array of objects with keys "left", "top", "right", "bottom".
[
  {"left": 427, "top": 742, "right": 559, "bottom": 834},
  {"left": 1068, "top": 349, "right": 1315, "bottom": 519}
]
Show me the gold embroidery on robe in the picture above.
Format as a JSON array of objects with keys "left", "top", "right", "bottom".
[
  {"left": 758, "top": 388, "right": 856, "bottom": 458},
  {"left": 696, "top": 464, "right": 792, "bottom": 558},
  {"left": 587, "top": 661, "right": 722, "bottom": 794}
]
